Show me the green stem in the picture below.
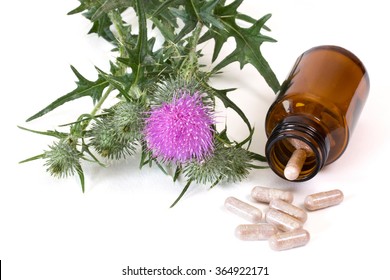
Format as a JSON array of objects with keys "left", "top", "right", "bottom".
[
  {"left": 132, "top": 0, "right": 147, "bottom": 87},
  {"left": 189, "top": 0, "right": 202, "bottom": 22},
  {"left": 76, "top": 85, "right": 114, "bottom": 133},
  {"left": 189, "top": 22, "right": 203, "bottom": 59},
  {"left": 89, "top": 85, "right": 114, "bottom": 117},
  {"left": 108, "top": 11, "right": 128, "bottom": 74},
  {"left": 182, "top": 22, "right": 204, "bottom": 80},
  {"left": 80, "top": 11, "right": 129, "bottom": 131}
]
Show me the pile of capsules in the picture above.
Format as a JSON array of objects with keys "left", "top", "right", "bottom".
[{"left": 224, "top": 186, "right": 344, "bottom": 251}]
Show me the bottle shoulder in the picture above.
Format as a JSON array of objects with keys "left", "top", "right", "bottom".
[
  {"left": 266, "top": 94, "right": 349, "bottom": 163},
  {"left": 266, "top": 94, "right": 345, "bottom": 128}
]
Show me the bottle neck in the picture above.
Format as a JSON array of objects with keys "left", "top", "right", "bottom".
[{"left": 265, "top": 116, "right": 330, "bottom": 181}]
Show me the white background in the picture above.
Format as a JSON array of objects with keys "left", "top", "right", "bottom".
[{"left": 1, "top": 1, "right": 390, "bottom": 279}]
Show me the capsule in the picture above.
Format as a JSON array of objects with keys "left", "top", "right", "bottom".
[
  {"left": 224, "top": 197, "right": 263, "bottom": 223},
  {"left": 269, "top": 229, "right": 310, "bottom": 251},
  {"left": 304, "top": 189, "right": 344, "bottom": 211},
  {"left": 251, "top": 186, "right": 294, "bottom": 204},
  {"left": 284, "top": 140, "right": 315, "bottom": 181},
  {"left": 269, "top": 199, "right": 307, "bottom": 223},
  {"left": 265, "top": 208, "right": 303, "bottom": 232},
  {"left": 284, "top": 149, "right": 307, "bottom": 181},
  {"left": 235, "top": 224, "right": 277, "bottom": 241}
]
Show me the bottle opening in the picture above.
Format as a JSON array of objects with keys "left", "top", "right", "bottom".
[
  {"left": 265, "top": 116, "right": 329, "bottom": 181},
  {"left": 266, "top": 136, "right": 319, "bottom": 181}
]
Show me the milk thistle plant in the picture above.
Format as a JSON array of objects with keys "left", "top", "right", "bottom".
[{"left": 19, "top": 0, "right": 280, "bottom": 206}]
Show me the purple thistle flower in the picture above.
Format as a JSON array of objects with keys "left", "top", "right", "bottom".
[{"left": 145, "top": 91, "right": 214, "bottom": 163}]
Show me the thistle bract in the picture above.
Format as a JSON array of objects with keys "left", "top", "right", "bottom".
[
  {"left": 145, "top": 92, "right": 214, "bottom": 163},
  {"left": 44, "top": 138, "right": 81, "bottom": 178},
  {"left": 184, "top": 143, "right": 253, "bottom": 185},
  {"left": 88, "top": 102, "right": 143, "bottom": 159}
]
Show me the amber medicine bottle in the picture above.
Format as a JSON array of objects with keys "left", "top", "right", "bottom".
[{"left": 265, "top": 45, "right": 369, "bottom": 181}]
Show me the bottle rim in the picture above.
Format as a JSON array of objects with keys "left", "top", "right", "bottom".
[{"left": 265, "top": 116, "right": 330, "bottom": 181}]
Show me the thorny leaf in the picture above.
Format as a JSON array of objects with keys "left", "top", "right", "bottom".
[
  {"left": 200, "top": 0, "right": 280, "bottom": 92},
  {"left": 18, "top": 126, "right": 68, "bottom": 139},
  {"left": 26, "top": 66, "right": 109, "bottom": 122},
  {"left": 213, "top": 14, "right": 279, "bottom": 92},
  {"left": 91, "top": 0, "right": 133, "bottom": 21}
]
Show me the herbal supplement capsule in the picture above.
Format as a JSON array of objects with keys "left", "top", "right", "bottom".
[
  {"left": 284, "top": 139, "right": 315, "bottom": 180},
  {"left": 265, "top": 209, "right": 303, "bottom": 232},
  {"left": 251, "top": 186, "right": 293, "bottom": 203},
  {"left": 304, "top": 189, "right": 344, "bottom": 211},
  {"left": 224, "top": 197, "right": 263, "bottom": 223},
  {"left": 269, "top": 199, "right": 307, "bottom": 223},
  {"left": 284, "top": 149, "right": 307, "bottom": 181},
  {"left": 235, "top": 224, "right": 277, "bottom": 241},
  {"left": 265, "top": 45, "right": 369, "bottom": 181},
  {"left": 269, "top": 229, "right": 310, "bottom": 251}
]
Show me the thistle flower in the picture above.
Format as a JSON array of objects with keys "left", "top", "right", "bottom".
[
  {"left": 44, "top": 138, "right": 82, "bottom": 178},
  {"left": 144, "top": 91, "right": 214, "bottom": 163}
]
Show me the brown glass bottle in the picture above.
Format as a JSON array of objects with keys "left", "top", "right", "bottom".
[{"left": 265, "top": 45, "right": 370, "bottom": 181}]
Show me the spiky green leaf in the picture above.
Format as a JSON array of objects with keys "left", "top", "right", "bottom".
[
  {"left": 212, "top": 14, "right": 279, "bottom": 92},
  {"left": 26, "top": 66, "right": 109, "bottom": 122},
  {"left": 199, "top": 0, "right": 280, "bottom": 92},
  {"left": 18, "top": 126, "right": 68, "bottom": 138}
]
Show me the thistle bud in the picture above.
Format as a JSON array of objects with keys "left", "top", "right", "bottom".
[{"left": 44, "top": 137, "right": 81, "bottom": 178}]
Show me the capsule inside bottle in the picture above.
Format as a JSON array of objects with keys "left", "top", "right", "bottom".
[
  {"left": 266, "top": 130, "right": 324, "bottom": 181},
  {"left": 282, "top": 139, "right": 315, "bottom": 180}
]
